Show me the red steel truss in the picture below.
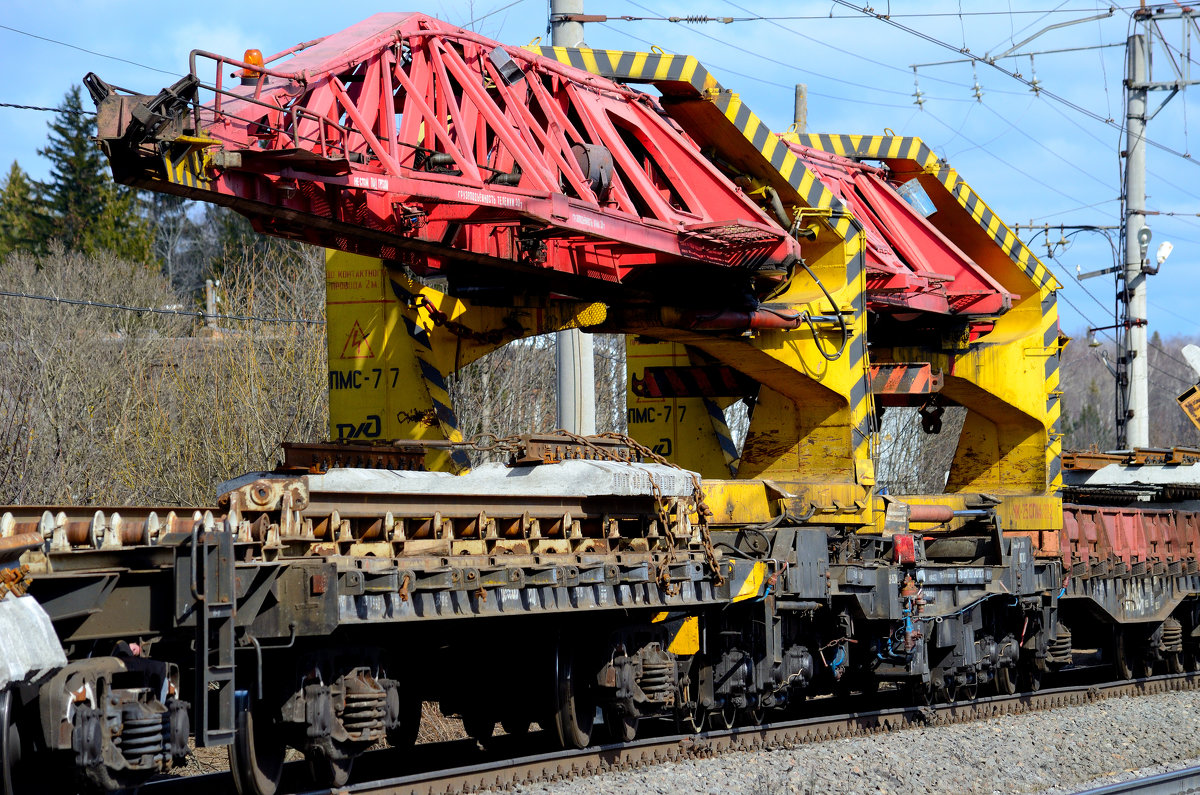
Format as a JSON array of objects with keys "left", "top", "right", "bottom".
[
  {"left": 92, "top": 12, "right": 1018, "bottom": 323},
  {"left": 92, "top": 13, "right": 799, "bottom": 300},
  {"left": 781, "top": 141, "right": 1015, "bottom": 317}
]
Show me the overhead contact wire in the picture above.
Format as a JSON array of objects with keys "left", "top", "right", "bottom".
[{"left": 0, "top": 289, "right": 324, "bottom": 326}]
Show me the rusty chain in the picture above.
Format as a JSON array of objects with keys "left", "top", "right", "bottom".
[
  {"left": 596, "top": 432, "right": 724, "bottom": 589},
  {"left": 0, "top": 565, "right": 31, "bottom": 600},
  {"left": 546, "top": 429, "right": 681, "bottom": 594},
  {"left": 545, "top": 429, "right": 725, "bottom": 590}
]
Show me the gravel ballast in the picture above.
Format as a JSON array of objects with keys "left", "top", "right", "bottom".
[{"left": 508, "top": 689, "right": 1200, "bottom": 795}]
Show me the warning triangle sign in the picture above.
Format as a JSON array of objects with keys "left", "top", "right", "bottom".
[{"left": 339, "top": 320, "right": 376, "bottom": 360}]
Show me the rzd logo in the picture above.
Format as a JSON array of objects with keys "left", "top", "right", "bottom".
[{"left": 336, "top": 414, "right": 381, "bottom": 440}]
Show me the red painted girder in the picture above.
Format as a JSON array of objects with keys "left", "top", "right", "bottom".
[
  {"left": 782, "top": 141, "right": 1014, "bottom": 317},
  {"left": 177, "top": 13, "right": 799, "bottom": 289}
]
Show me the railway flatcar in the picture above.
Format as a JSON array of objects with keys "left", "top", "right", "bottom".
[{"left": 2, "top": 13, "right": 1198, "bottom": 795}]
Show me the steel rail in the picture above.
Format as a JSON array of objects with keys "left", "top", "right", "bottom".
[
  {"left": 1069, "top": 763, "right": 1200, "bottom": 795},
  {"left": 305, "top": 673, "right": 1200, "bottom": 795},
  {"left": 136, "top": 672, "right": 1200, "bottom": 794}
]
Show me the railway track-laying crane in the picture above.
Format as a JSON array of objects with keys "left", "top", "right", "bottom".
[{"left": 3, "top": 12, "right": 1198, "bottom": 795}]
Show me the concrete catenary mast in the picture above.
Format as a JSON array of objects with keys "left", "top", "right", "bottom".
[{"left": 550, "top": 0, "right": 597, "bottom": 435}]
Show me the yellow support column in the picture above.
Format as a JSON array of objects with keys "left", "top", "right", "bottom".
[{"left": 327, "top": 251, "right": 609, "bottom": 471}]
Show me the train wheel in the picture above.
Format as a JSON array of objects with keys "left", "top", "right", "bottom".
[
  {"left": 934, "top": 675, "right": 957, "bottom": 704},
  {"left": 604, "top": 709, "right": 638, "bottom": 743},
  {"left": 960, "top": 672, "right": 979, "bottom": 702},
  {"left": 1166, "top": 651, "right": 1185, "bottom": 675},
  {"left": 994, "top": 665, "right": 1017, "bottom": 696},
  {"left": 1019, "top": 663, "right": 1043, "bottom": 692},
  {"left": 1121, "top": 632, "right": 1153, "bottom": 679},
  {"left": 229, "top": 697, "right": 286, "bottom": 795},
  {"left": 747, "top": 706, "right": 766, "bottom": 726},
  {"left": 1, "top": 690, "right": 19, "bottom": 795},
  {"left": 552, "top": 642, "right": 595, "bottom": 749},
  {"left": 709, "top": 705, "right": 737, "bottom": 731},
  {"left": 385, "top": 691, "right": 421, "bottom": 751},
  {"left": 909, "top": 679, "right": 933, "bottom": 706},
  {"left": 679, "top": 701, "right": 707, "bottom": 734},
  {"left": 1114, "top": 633, "right": 1135, "bottom": 680},
  {"left": 307, "top": 748, "right": 352, "bottom": 788}
]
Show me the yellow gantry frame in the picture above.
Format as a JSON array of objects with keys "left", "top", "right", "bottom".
[
  {"left": 326, "top": 251, "right": 604, "bottom": 471},
  {"left": 326, "top": 46, "right": 1061, "bottom": 542},
  {"left": 792, "top": 135, "right": 1064, "bottom": 541}
]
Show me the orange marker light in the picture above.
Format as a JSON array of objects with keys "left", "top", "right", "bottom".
[{"left": 243, "top": 48, "right": 265, "bottom": 76}]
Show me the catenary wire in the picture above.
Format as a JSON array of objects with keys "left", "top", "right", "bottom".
[
  {"left": 463, "top": 0, "right": 529, "bottom": 28},
  {"left": 0, "top": 289, "right": 324, "bottom": 326},
  {"left": 721, "top": 0, "right": 1026, "bottom": 93},
  {"left": 619, "top": 0, "right": 978, "bottom": 103},
  {"left": 0, "top": 102, "right": 93, "bottom": 116},
  {"left": 596, "top": 23, "right": 791, "bottom": 91},
  {"left": 0, "top": 23, "right": 180, "bottom": 77},
  {"left": 922, "top": 107, "right": 1096, "bottom": 207},
  {"left": 984, "top": 0, "right": 1069, "bottom": 56},
  {"left": 1148, "top": 339, "right": 1198, "bottom": 370},
  {"left": 1027, "top": 198, "right": 1120, "bottom": 221},
  {"left": 595, "top": 22, "right": 912, "bottom": 105},
  {"left": 604, "top": 8, "right": 1145, "bottom": 21},
  {"left": 1149, "top": 360, "right": 1192, "bottom": 385},
  {"left": 831, "top": 0, "right": 1200, "bottom": 167}
]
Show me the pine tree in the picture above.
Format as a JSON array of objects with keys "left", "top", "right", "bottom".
[
  {"left": 0, "top": 161, "right": 48, "bottom": 258},
  {"left": 87, "top": 184, "right": 154, "bottom": 263},
  {"left": 37, "top": 86, "right": 108, "bottom": 250},
  {"left": 36, "top": 85, "right": 153, "bottom": 262}
]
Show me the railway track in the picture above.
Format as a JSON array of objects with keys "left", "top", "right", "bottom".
[
  {"left": 1070, "top": 763, "right": 1200, "bottom": 795},
  {"left": 141, "top": 672, "right": 1200, "bottom": 795}
]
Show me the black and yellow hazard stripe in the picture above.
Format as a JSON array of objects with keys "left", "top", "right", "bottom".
[
  {"left": 702, "top": 397, "right": 740, "bottom": 477},
  {"left": 650, "top": 611, "right": 701, "bottom": 655},
  {"left": 843, "top": 234, "right": 876, "bottom": 476},
  {"left": 728, "top": 560, "right": 770, "bottom": 603},
  {"left": 531, "top": 46, "right": 718, "bottom": 96},
  {"left": 529, "top": 46, "right": 858, "bottom": 243},
  {"left": 532, "top": 46, "right": 877, "bottom": 484},
  {"left": 794, "top": 134, "right": 1060, "bottom": 299},
  {"left": 400, "top": 311, "right": 472, "bottom": 471},
  {"left": 1043, "top": 292, "right": 1064, "bottom": 496},
  {"left": 799, "top": 134, "right": 1063, "bottom": 497},
  {"left": 161, "top": 145, "right": 211, "bottom": 190}
]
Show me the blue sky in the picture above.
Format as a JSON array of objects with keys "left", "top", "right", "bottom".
[{"left": 1, "top": 1, "right": 1196, "bottom": 345}]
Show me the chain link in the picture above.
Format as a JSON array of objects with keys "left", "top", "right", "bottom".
[
  {"left": 461, "top": 432, "right": 524, "bottom": 453},
  {"left": 547, "top": 429, "right": 726, "bottom": 591}
]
